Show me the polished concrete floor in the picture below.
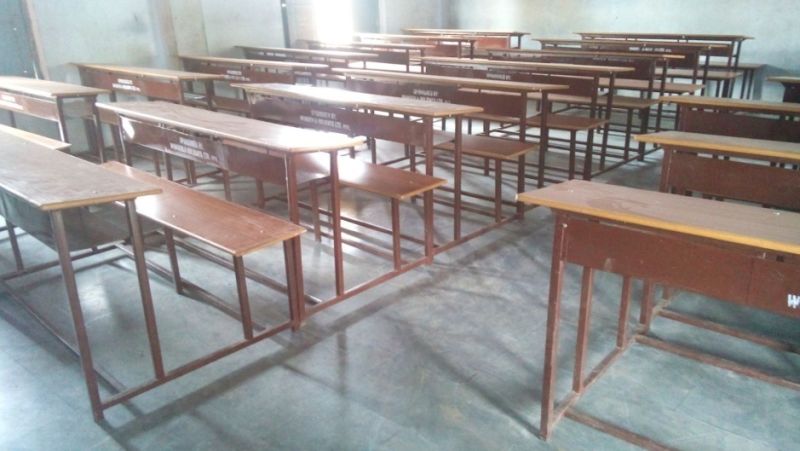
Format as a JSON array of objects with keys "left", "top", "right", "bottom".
[{"left": 1, "top": 129, "right": 799, "bottom": 450}]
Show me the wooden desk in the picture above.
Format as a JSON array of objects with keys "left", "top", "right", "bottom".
[
  {"left": 237, "top": 45, "right": 377, "bottom": 68},
  {"left": 355, "top": 33, "right": 479, "bottom": 58},
  {"left": 331, "top": 67, "right": 566, "bottom": 190},
  {"left": 711, "top": 61, "right": 764, "bottom": 99},
  {"left": 96, "top": 100, "right": 372, "bottom": 315},
  {"left": 768, "top": 76, "right": 800, "bottom": 103},
  {"left": 403, "top": 28, "right": 530, "bottom": 49},
  {"left": 636, "top": 131, "right": 800, "bottom": 210},
  {"left": 232, "top": 82, "right": 483, "bottom": 241},
  {"left": 306, "top": 41, "right": 434, "bottom": 72},
  {"left": 179, "top": 55, "right": 328, "bottom": 112},
  {"left": 0, "top": 76, "right": 108, "bottom": 160},
  {"left": 518, "top": 180, "right": 800, "bottom": 448},
  {"left": 0, "top": 123, "right": 71, "bottom": 151},
  {"left": 418, "top": 57, "right": 635, "bottom": 174},
  {"left": 664, "top": 95, "right": 800, "bottom": 142},
  {"left": 0, "top": 128, "right": 160, "bottom": 421},
  {"left": 74, "top": 63, "right": 221, "bottom": 107}
]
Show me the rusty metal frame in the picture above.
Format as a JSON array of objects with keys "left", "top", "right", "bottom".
[{"left": 538, "top": 211, "right": 800, "bottom": 449}]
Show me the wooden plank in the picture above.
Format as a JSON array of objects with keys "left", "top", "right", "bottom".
[
  {"left": 0, "top": 76, "right": 107, "bottom": 98},
  {"left": 97, "top": 101, "right": 365, "bottom": 153},
  {"left": 768, "top": 76, "right": 800, "bottom": 85},
  {"left": 421, "top": 56, "right": 634, "bottom": 74},
  {"left": 536, "top": 38, "right": 729, "bottom": 49},
  {"left": 635, "top": 131, "right": 800, "bottom": 163},
  {"left": 667, "top": 68, "right": 741, "bottom": 80},
  {"left": 232, "top": 82, "right": 484, "bottom": 117},
  {"left": 333, "top": 68, "right": 566, "bottom": 93},
  {"left": 73, "top": 64, "right": 222, "bottom": 81},
  {"left": 0, "top": 130, "right": 160, "bottom": 211},
  {"left": 664, "top": 95, "right": 800, "bottom": 114},
  {"left": 576, "top": 32, "right": 753, "bottom": 41},
  {"left": 179, "top": 55, "right": 328, "bottom": 71},
  {"left": 600, "top": 77, "right": 702, "bottom": 94},
  {"left": 236, "top": 45, "right": 378, "bottom": 59},
  {"left": 489, "top": 48, "right": 685, "bottom": 61},
  {"left": 517, "top": 180, "right": 800, "bottom": 255},
  {"left": 0, "top": 124, "right": 70, "bottom": 151},
  {"left": 102, "top": 162, "right": 304, "bottom": 256}
]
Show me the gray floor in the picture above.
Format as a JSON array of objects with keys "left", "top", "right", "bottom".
[{"left": 1, "top": 130, "right": 799, "bottom": 451}]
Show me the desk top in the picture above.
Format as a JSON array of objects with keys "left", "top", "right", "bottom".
[
  {"left": 667, "top": 68, "right": 741, "bottom": 80},
  {"left": 422, "top": 56, "right": 634, "bottom": 74},
  {"left": 232, "top": 83, "right": 484, "bottom": 118},
  {"left": 326, "top": 41, "right": 436, "bottom": 50},
  {"left": 0, "top": 124, "right": 70, "bottom": 151},
  {"left": 709, "top": 62, "right": 764, "bottom": 69},
  {"left": 356, "top": 33, "right": 477, "bottom": 43},
  {"left": 576, "top": 32, "right": 753, "bottom": 41},
  {"left": 333, "top": 68, "right": 566, "bottom": 93},
  {"left": 536, "top": 38, "right": 727, "bottom": 50},
  {"left": 635, "top": 131, "right": 800, "bottom": 163},
  {"left": 404, "top": 28, "right": 530, "bottom": 37},
  {"left": 600, "top": 77, "right": 703, "bottom": 93},
  {"left": 768, "top": 76, "right": 800, "bottom": 85},
  {"left": 179, "top": 55, "right": 329, "bottom": 71},
  {"left": 488, "top": 48, "right": 685, "bottom": 61},
  {"left": 517, "top": 180, "right": 800, "bottom": 255},
  {"left": 0, "top": 130, "right": 160, "bottom": 211},
  {"left": 236, "top": 45, "right": 378, "bottom": 59},
  {"left": 102, "top": 162, "right": 305, "bottom": 255},
  {"left": 664, "top": 95, "right": 800, "bottom": 114},
  {"left": 73, "top": 64, "right": 222, "bottom": 81},
  {"left": 0, "top": 76, "right": 108, "bottom": 99},
  {"left": 97, "top": 101, "right": 365, "bottom": 153}
]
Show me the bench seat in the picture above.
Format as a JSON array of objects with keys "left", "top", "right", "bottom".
[
  {"left": 102, "top": 161, "right": 305, "bottom": 256},
  {"left": 434, "top": 131, "right": 539, "bottom": 160},
  {"left": 527, "top": 114, "right": 607, "bottom": 131},
  {"left": 301, "top": 154, "right": 446, "bottom": 201}
]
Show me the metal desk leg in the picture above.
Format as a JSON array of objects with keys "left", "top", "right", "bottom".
[{"left": 50, "top": 210, "right": 104, "bottom": 421}]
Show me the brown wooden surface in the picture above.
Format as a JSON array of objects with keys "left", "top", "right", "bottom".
[
  {"left": 536, "top": 38, "right": 729, "bottom": 50},
  {"left": 102, "top": 162, "right": 304, "bottom": 255},
  {"left": 435, "top": 132, "right": 538, "bottom": 160},
  {"left": 488, "top": 48, "right": 685, "bottom": 61},
  {"left": 710, "top": 62, "right": 764, "bottom": 70},
  {"left": 0, "top": 131, "right": 160, "bottom": 211},
  {"left": 0, "top": 124, "right": 70, "bottom": 150},
  {"left": 356, "top": 33, "right": 477, "bottom": 43},
  {"left": 421, "top": 56, "right": 634, "bottom": 74},
  {"left": 667, "top": 68, "right": 741, "bottom": 80},
  {"left": 405, "top": 28, "right": 529, "bottom": 37},
  {"left": 603, "top": 77, "right": 702, "bottom": 93},
  {"left": 768, "top": 76, "right": 800, "bottom": 85},
  {"left": 333, "top": 68, "right": 566, "bottom": 93},
  {"left": 73, "top": 63, "right": 222, "bottom": 81},
  {"left": 342, "top": 42, "right": 436, "bottom": 50},
  {"left": 576, "top": 32, "right": 753, "bottom": 41},
  {"left": 635, "top": 131, "right": 800, "bottom": 163},
  {"left": 301, "top": 155, "right": 446, "bottom": 200},
  {"left": 664, "top": 95, "right": 800, "bottom": 114},
  {"left": 97, "top": 101, "right": 365, "bottom": 153},
  {"left": 236, "top": 45, "right": 379, "bottom": 59},
  {"left": 179, "top": 55, "right": 329, "bottom": 71},
  {"left": 0, "top": 76, "right": 108, "bottom": 98},
  {"left": 517, "top": 180, "right": 800, "bottom": 255},
  {"left": 233, "top": 82, "right": 484, "bottom": 117}
]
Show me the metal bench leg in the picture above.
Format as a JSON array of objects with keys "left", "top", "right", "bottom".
[
  {"left": 617, "top": 276, "right": 632, "bottom": 348},
  {"left": 255, "top": 179, "right": 266, "bottom": 208},
  {"left": 583, "top": 130, "right": 594, "bottom": 181},
  {"left": 494, "top": 159, "right": 503, "bottom": 222},
  {"left": 50, "top": 210, "right": 104, "bottom": 421},
  {"left": 568, "top": 131, "right": 577, "bottom": 180},
  {"left": 310, "top": 181, "right": 322, "bottom": 242},
  {"left": 163, "top": 228, "right": 183, "bottom": 294},
  {"left": 516, "top": 154, "right": 526, "bottom": 216},
  {"left": 5, "top": 221, "right": 24, "bottom": 271},
  {"left": 639, "top": 280, "right": 655, "bottom": 334},
  {"left": 233, "top": 256, "right": 254, "bottom": 340},
  {"left": 284, "top": 238, "right": 304, "bottom": 330},
  {"left": 165, "top": 155, "right": 174, "bottom": 181},
  {"left": 638, "top": 108, "right": 650, "bottom": 161},
  {"left": 423, "top": 191, "right": 434, "bottom": 264},
  {"left": 152, "top": 151, "right": 162, "bottom": 177},
  {"left": 573, "top": 267, "right": 594, "bottom": 392},
  {"left": 222, "top": 170, "right": 232, "bottom": 201},
  {"left": 624, "top": 109, "right": 633, "bottom": 161},
  {"left": 125, "top": 200, "right": 166, "bottom": 380},
  {"left": 391, "top": 199, "right": 402, "bottom": 271}
]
